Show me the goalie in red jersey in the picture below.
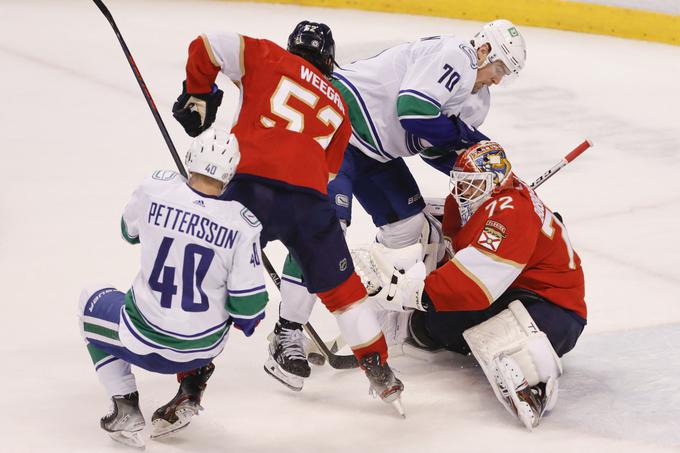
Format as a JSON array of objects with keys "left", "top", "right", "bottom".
[
  {"left": 167, "top": 21, "right": 404, "bottom": 419},
  {"left": 357, "top": 141, "right": 587, "bottom": 430}
]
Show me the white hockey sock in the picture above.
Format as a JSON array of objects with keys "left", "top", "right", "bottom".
[
  {"left": 279, "top": 278, "right": 317, "bottom": 325},
  {"left": 97, "top": 358, "right": 138, "bottom": 398},
  {"left": 333, "top": 299, "right": 382, "bottom": 348}
]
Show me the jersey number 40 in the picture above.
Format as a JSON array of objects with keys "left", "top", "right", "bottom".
[{"left": 149, "top": 237, "right": 214, "bottom": 312}]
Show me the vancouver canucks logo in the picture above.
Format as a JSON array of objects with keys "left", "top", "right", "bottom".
[
  {"left": 240, "top": 207, "right": 261, "bottom": 227},
  {"left": 460, "top": 43, "right": 478, "bottom": 69},
  {"left": 151, "top": 170, "right": 177, "bottom": 181}
]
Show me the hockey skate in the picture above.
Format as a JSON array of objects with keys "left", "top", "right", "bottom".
[
  {"left": 100, "top": 391, "right": 146, "bottom": 449},
  {"left": 360, "top": 352, "right": 406, "bottom": 417},
  {"left": 493, "top": 354, "right": 555, "bottom": 431},
  {"left": 264, "top": 320, "right": 311, "bottom": 391},
  {"left": 150, "top": 363, "right": 215, "bottom": 439}
]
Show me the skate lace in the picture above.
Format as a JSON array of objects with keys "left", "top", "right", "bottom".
[{"left": 279, "top": 327, "right": 307, "bottom": 361}]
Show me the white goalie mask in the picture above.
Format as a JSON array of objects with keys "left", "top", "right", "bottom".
[
  {"left": 450, "top": 141, "right": 513, "bottom": 225},
  {"left": 185, "top": 127, "right": 240, "bottom": 187},
  {"left": 473, "top": 19, "right": 526, "bottom": 83}
]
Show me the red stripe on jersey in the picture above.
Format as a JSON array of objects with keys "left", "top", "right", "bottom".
[
  {"left": 186, "top": 36, "right": 221, "bottom": 94},
  {"left": 317, "top": 272, "right": 367, "bottom": 313}
]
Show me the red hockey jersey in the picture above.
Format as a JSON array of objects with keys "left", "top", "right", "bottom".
[
  {"left": 426, "top": 179, "right": 587, "bottom": 319},
  {"left": 184, "top": 33, "right": 351, "bottom": 194}
]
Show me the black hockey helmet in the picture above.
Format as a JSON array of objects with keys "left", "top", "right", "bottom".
[{"left": 287, "top": 21, "right": 336, "bottom": 77}]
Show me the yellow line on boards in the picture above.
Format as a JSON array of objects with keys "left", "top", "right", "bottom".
[{"left": 226, "top": 0, "right": 680, "bottom": 46}]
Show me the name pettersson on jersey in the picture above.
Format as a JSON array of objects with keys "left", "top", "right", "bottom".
[{"left": 148, "top": 201, "right": 239, "bottom": 249}]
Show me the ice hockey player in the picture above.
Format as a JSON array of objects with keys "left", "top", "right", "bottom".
[
  {"left": 360, "top": 141, "right": 587, "bottom": 430},
  {"left": 276, "top": 19, "right": 527, "bottom": 384},
  {"left": 171, "top": 22, "right": 404, "bottom": 414},
  {"left": 77, "top": 128, "right": 268, "bottom": 447}
]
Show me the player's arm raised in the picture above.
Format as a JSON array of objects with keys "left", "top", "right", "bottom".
[{"left": 173, "top": 32, "right": 246, "bottom": 137}]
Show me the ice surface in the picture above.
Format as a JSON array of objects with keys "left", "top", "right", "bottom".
[{"left": 0, "top": 1, "right": 679, "bottom": 451}]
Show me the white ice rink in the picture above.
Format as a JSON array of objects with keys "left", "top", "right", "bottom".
[{"left": 1, "top": 0, "right": 679, "bottom": 451}]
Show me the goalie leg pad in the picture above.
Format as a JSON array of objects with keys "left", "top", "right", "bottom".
[{"left": 463, "top": 301, "right": 563, "bottom": 429}]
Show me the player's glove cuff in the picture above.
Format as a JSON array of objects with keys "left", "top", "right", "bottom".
[{"left": 172, "top": 81, "right": 224, "bottom": 137}]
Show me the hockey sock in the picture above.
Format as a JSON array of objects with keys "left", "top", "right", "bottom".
[{"left": 87, "top": 343, "right": 137, "bottom": 398}]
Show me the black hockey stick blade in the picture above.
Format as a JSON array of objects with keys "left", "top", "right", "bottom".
[
  {"left": 303, "top": 323, "right": 358, "bottom": 369},
  {"left": 261, "top": 253, "right": 358, "bottom": 369}
]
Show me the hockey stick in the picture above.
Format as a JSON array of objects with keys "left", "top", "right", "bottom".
[
  {"left": 530, "top": 139, "right": 593, "bottom": 190},
  {"left": 424, "top": 139, "right": 594, "bottom": 214},
  {"left": 92, "top": 0, "right": 185, "bottom": 177},
  {"left": 261, "top": 253, "right": 359, "bottom": 370},
  {"left": 93, "top": 0, "right": 357, "bottom": 370}
]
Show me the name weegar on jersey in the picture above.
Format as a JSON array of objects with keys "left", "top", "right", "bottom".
[
  {"left": 185, "top": 32, "right": 351, "bottom": 194},
  {"left": 118, "top": 170, "right": 268, "bottom": 363}
]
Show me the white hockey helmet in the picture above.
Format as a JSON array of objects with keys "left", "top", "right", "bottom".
[
  {"left": 185, "top": 127, "right": 240, "bottom": 186},
  {"left": 474, "top": 19, "right": 526, "bottom": 80}
]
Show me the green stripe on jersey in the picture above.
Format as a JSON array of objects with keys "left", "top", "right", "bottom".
[
  {"left": 397, "top": 94, "right": 440, "bottom": 119},
  {"left": 86, "top": 342, "right": 112, "bottom": 365},
  {"left": 282, "top": 254, "right": 304, "bottom": 280},
  {"left": 420, "top": 145, "right": 450, "bottom": 159},
  {"left": 226, "top": 292, "right": 268, "bottom": 318},
  {"left": 120, "top": 217, "right": 140, "bottom": 244},
  {"left": 124, "top": 291, "right": 227, "bottom": 350},
  {"left": 331, "top": 79, "right": 377, "bottom": 150},
  {"left": 84, "top": 322, "right": 119, "bottom": 341}
]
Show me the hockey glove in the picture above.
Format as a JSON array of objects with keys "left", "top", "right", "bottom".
[
  {"left": 352, "top": 243, "right": 427, "bottom": 311},
  {"left": 172, "top": 81, "right": 224, "bottom": 137},
  {"left": 371, "top": 261, "right": 427, "bottom": 311}
]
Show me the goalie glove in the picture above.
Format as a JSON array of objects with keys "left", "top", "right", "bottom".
[
  {"left": 352, "top": 243, "right": 427, "bottom": 311},
  {"left": 172, "top": 81, "right": 224, "bottom": 137}
]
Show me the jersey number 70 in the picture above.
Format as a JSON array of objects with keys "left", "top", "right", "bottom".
[{"left": 260, "top": 76, "right": 343, "bottom": 149}]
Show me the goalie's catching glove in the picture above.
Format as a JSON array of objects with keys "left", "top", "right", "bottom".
[
  {"left": 352, "top": 243, "right": 427, "bottom": 311},
  {"left": 172, "top": 81, "right": 224, "bottom": 137}
]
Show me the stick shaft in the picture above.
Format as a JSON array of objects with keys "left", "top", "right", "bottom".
[
  {"left": 92, "top": 0, "right": 186, "bottom": 177},
  {"left": 530, "top": 139, "right": 593, "bottom": 190}
]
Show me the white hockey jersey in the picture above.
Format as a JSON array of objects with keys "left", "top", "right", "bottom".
[
  {"left": 332, "top": 36, "right": 490, "bottom": 163},
  {"left": 118, "top": 170, "right": 268, "bottom": 363}
]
